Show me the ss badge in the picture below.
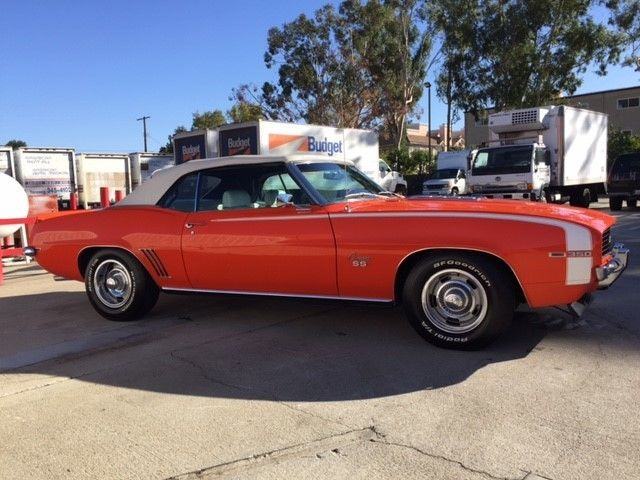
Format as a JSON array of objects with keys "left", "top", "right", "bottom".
[{"left": 349, "top": 253, "right": 370, "bottom": 268}]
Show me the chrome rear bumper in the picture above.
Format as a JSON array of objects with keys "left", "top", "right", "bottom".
[{"left": 596, "top": 243, "right": 629, "bottom": 289}]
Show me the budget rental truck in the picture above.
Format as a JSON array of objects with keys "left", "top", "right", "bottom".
[
  {"left": 468, "top": 106, "right": 607, "bottom": 207},
  {"left": 183, "top": 120, "right": 407, "bottom": 192}
]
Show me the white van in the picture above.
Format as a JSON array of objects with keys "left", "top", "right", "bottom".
[{"left": 422, "top": 150, "right": 470, "bottom": 195}]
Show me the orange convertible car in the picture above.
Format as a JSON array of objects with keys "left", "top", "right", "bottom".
[{"left": 28, "top": 155, "right": 628, "bottom": 348}]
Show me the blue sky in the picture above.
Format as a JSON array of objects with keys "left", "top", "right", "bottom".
[{"left": 0, "top": 0, "right": 636, "bottom": 152}]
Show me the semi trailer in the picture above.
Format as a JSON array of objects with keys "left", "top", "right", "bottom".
[{"left": 469, "top": 106, "right": 608, "bottom": 207}]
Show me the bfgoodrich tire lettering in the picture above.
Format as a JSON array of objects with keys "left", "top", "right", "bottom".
[
  {"left": 85, "top": 249, "right": 159, "bottom": 321},
  {"left": 402, "top": 253, "right": 516, "bottom": 349}
]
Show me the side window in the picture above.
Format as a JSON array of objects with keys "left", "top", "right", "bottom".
[
  {"left": 196, "top": 163, "right": 311, "bottom": 212},
  {"left": 157, "top": 173, "right": 198, "bottom": 212}
]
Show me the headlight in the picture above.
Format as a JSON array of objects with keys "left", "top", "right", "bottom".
[{"left": 516, "top": 182, "right": 527, "bottom": 190}]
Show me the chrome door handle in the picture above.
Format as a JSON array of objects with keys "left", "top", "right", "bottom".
[{"left": 185, "top": 222, "right": 206, "bottom": 229}]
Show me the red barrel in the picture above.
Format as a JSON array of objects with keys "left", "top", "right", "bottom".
[
  {"left": 100, "top": 187, "right": 111, "bottom": 208},
  {"left": 70, "top": 192, "right": 78, "bottom": 210},
  {"left": 115, "top": 190, "right": 125, "bottom": 202}
]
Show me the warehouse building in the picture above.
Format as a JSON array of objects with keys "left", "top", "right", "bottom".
[{"left": 464, "top": 85, "right": 640, "bottom": 148}]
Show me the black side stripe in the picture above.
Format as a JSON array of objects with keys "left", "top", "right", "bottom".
[{"left": 141, "top": 249, "right": 169, "bottom": 277}]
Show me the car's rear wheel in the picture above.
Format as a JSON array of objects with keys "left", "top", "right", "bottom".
[
  {"left": 85, "top": 249, "right": 159, "bottom": 321},
  {"left": 609, "top": 197, "right": 623, "bottom": 211},
  {"left": 402, "top": 253, "right": 516, "bottom": 349}
]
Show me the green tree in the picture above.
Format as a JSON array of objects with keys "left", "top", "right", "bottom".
[
  {"left": 260, "top": 4, "right": 379, "bottom": 129},
  {"left": 227, "top": 101, "right": 263, "bottom": 123},
  {"left": 192, "top": 110, "right": 226, "bottom": 130},
  {"left": 609, "top": 129, "right": 640, "bottom": 166},
  {"left": 342, "top": 0, "right": 433, "bottom": 148},
  {"left": 5, "top": 139, "right": 26, "bottom": 150},
  {"left": 606, "top": 0, "right": 640, "bottom": 71},
  {"left": 433, "top": 0, "right": 619, "bottom": 114},
  {"left": 159, "top": 126, "right": 187, "bottom": 154}
]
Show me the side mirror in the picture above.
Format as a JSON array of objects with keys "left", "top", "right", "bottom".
[{"left": 276, "top": 192, "right": 294, "bottom": 206}]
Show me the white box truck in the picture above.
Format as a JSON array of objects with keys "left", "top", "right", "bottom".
[
  {"left": 129, "top": 152, "right": 175, "bottom": 188},
  {"left": 215, "top": 120, "right": 406, "bottom": 192},
  {"left": 76, "top": 153, "right": 132, "bottom": 208},
  {"left": 422, "top": 150, "right": 471, "bottom": 196},
  {"left": 0, "top": 147, "right": 14, "bottom": 176},
  {"left": 468, "top": 106, "right": 607, "bottom": 207},
  {"left": 14, "top": 147, "right": 77, "bottom": 208}
]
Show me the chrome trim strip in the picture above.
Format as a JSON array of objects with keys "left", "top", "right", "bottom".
[
  {"left": 211, "top": 214, "right": 328, "bottom": 222},
  {"left": 162, "top": 287, "right": 393, "bottom": 303}
]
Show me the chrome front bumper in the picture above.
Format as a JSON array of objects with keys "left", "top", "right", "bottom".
[{"left": 596, "top": 243, "right": 629, "bottom": 289}]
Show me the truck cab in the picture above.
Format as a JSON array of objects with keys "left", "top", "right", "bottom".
[
  {"left": 469, "top": 143, "right": 550, "bottom": 201},
  {"left": 378, "top": 159, "right": 408, "bottom": 194}
]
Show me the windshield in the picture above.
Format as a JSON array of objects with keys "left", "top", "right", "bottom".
[
  {"left": 293, "top": 162, "right": 385, "bottom": 203},
  {"left": 612, "top": 153, "right": 640, "bottom": 176},
  {"left": 472, "top": 146, "right": 533, "bottom": 175},
  {"left": 430, "top": 168, "right": 459, "bottom": 179}
]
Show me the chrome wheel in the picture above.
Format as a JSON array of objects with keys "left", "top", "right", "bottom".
[
  {"left": 93, "top": 259, "right": 133, "bottom": 309},
  {"left": 420, "top": 268, "right": 488, "bottom": 334}
]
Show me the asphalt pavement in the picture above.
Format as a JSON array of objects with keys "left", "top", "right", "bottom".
[{"left": 1, "top": 200, "right": 638, "bottom": 480}]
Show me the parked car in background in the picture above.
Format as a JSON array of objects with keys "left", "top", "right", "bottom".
[
  {"left": 608, "top": 152, "right": 640, "bottom": 210},
  {"left": 28, "top": 155, "right": 628, "bottom": 349},
  {"left": 422, "top": 150, "right": 470, "bottom": 195}
]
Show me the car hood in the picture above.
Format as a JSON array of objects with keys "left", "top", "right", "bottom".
[{"left": 335, "top": 197, "right": 615, "bottom": 233}]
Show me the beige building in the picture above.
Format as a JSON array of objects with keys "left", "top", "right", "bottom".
[
  {"left": 406, "top": 123, "right": 465, "bottom": 153},
  {"left": 464, "top": 85, "right": 640, "bottom": 148}
]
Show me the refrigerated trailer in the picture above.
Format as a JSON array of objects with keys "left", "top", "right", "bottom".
[
  {"left": 13, "top": 148, "right": 77, "bottom": 209},
  {"left": 76, "top": 153, "right": 132, "bottom": 208},
  {"left": 468, "top": 106, "right": 607, "bottom": 207},
  {"left": 129, "top": 152, "right": 175, "bottom": 188}
]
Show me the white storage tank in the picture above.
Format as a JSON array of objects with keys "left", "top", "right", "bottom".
[
  {"left": 129, "top": 152, "right": 174, "bottom": 188},
  {"left": 76, "top": 152, "right": 131, "bottom": 209},
  {"left": 13, "top": 147, "right": 77, "bottom": 208}
]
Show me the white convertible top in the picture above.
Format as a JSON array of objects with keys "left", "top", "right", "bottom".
[{"left": 118, "top": 154, "right": 353, "bottom": 206}]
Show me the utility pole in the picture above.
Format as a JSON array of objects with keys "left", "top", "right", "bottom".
[
  {"left": 137, "top": 116, "right": 150, "bottom": 152},
  {"left": 425, "top": 82, "right": 432, "bottom": 163}
]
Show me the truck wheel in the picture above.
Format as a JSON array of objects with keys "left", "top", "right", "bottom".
[
  {"left": 394, "top": 184, "right": 407, "bottom": 196},
  {"left": 609, "top": 197, "right": 623, "bottom": 211},
  {"left": 627, "top": 198, "right": 637, "bottom": 209},
  {"left": 85, "top": 249, "right": 159, "bottom": 321},
  {"left": 450, "top": 187, "right": 459, "bottom": 196},
  {"left": 402, "top": 253, "right": 516, "bottom": 349},
  {"left": 570, "top": 188, "right": 591, "bottom": 208}
]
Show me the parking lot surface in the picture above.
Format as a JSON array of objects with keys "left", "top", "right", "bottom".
[{"left": 1, "top": 202, "right": 639, "bottom": 480}]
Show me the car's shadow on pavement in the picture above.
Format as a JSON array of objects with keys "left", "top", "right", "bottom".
[{"left": 1, "top": 290, "right": 550, "bottom": 401}]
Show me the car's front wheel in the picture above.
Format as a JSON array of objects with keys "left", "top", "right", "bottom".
[
  {"left": 402, "top": 253, "right": 516, "bottom": 349},
  {"left": 85, "top": 249, "right": 159, "bottom": 321}
]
